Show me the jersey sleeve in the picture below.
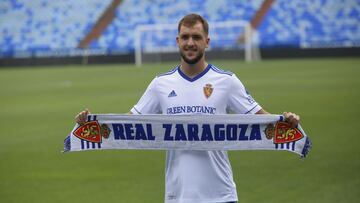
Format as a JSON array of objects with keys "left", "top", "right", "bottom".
[
  {"left": 227, "top": 74, "right": 262, "bottom": 114},
  {"left": 130, "top": 77, "right": 161, "bottom": 114}
]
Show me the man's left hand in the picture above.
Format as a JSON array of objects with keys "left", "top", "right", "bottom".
[{"left": 283, "top": 112, "right": 300, "bottom": 128}]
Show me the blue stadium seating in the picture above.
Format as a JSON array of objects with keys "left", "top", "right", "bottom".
[
  {"left": 0, "top": 0, "right": 359, "bottom": 58},
  {"left": 0, "top": 0, "right": 112, "bottom": 58}
]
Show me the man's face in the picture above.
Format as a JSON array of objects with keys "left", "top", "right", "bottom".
[{"left": 177, "top": 22, "right": 210, "bottom": 65}]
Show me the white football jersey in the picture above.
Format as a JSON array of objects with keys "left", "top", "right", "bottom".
[{"left": 131, "top": 64, "right": 261, "bottom": 203}]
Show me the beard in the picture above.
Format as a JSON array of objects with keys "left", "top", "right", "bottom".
[{"left": 179, "top": 48, "right": 204, "bottom": 64}]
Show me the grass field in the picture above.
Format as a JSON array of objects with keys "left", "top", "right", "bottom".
[{"left": 0, "top": 57, "right": 359, "bottom": 203}]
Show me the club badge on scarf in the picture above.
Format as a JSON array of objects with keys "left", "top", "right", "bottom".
[{"left": 63, "top": 114, "right": 312, "bottom": 158}]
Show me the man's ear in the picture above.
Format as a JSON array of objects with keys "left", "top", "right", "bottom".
[
  {"left": 206, "top": 37, "right": 210, "bottom": 48},
  {"left": 176, "top": 36, "right": 179, "bottom": 45}
]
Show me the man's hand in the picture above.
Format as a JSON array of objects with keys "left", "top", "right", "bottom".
[
  {"left": 283, "top": 112, "right": 300, "bottom": 128},
  {"left": 75, "top": 109, "right": 90, "bottom": 126}
]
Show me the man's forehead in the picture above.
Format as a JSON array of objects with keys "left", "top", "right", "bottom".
[{"left": 179, "top": 23, "right": 206, "bottom": 35}]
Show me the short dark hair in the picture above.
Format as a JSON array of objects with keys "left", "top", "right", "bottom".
[{"left": 178, "top": 13, "right": 209, "bottom": 36}]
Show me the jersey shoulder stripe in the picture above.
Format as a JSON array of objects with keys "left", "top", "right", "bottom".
[
  {"left": 157, "top": 66, "right": 179, "bottom": 77},
  {"left": 210, "top": 64, "right": 233, "bottom": 76}
]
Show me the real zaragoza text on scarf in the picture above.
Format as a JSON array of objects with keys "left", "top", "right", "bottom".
[{"left": 64, "top": 114, "right": 312, "bottom": 158}]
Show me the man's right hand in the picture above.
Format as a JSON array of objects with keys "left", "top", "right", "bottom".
[{"left": 75, "top": 109, "right": 90, "bottom": 125}]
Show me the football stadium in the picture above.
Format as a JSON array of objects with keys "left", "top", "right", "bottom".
[{"left": 0, "top": 0, "right": 359, "bottom": 202}]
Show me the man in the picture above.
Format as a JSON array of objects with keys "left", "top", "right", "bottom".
[{"left": 76, "top": 14, "right": 299, "bottom": 203}]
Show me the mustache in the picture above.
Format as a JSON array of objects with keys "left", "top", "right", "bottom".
[
  {"left": 184, "top": 47, "right": 197, "bottom": 51},
  {"left": 183, "top": 44, "right": 197, "bottom": 50}
]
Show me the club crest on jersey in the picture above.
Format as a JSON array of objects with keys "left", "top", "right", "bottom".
[
  {"left": 73, "top": 121, "right": 111, "bottom": 143},
  {"left": 203, "top": 84, "right": 213, "bottom": 98},
  {"left": 265, "top": 122, "right": 303, "bottom": 144}
]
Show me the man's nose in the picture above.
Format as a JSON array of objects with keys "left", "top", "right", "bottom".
[{"left": 187, "top": 37, "right": 195, "bottom": 46}]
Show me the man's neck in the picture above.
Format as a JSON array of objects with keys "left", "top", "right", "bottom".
[{"left": 180, "top": 60, "right": 208, "bottom": 78}]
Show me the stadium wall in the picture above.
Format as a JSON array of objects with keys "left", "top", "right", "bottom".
[{"left": 1, "top": 47, "right": 359, "bottom": 67}]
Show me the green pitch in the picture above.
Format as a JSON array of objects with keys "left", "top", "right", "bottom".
[{"left": 0, "top": 57, "right": 359, "bottom": 202}]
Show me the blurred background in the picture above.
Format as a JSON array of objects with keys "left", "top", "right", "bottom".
[
  {"left": 1, "top": 0, "right": 359, "bottom": 66},
  {"left": 0, "top": 0, "right": 359, "bottom": 202}
]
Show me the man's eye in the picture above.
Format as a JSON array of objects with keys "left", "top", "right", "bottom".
[
  {"left": 181, "top": 36, "right": 189, "bottom": 40},
  {"left": 193, "top": 35, "right": 202, "bottom": 40}
]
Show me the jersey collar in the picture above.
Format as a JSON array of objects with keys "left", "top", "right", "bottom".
[{"left": 177, "top": 64, "right": 211, "bottom": 82}]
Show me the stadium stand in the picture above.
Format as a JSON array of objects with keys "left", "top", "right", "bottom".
[
  {"left": 0, "top": 0, "right": 359, "bottom": 61},
  {"left": 0, "top": 0, "right": 112, "bottom": 58}
]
